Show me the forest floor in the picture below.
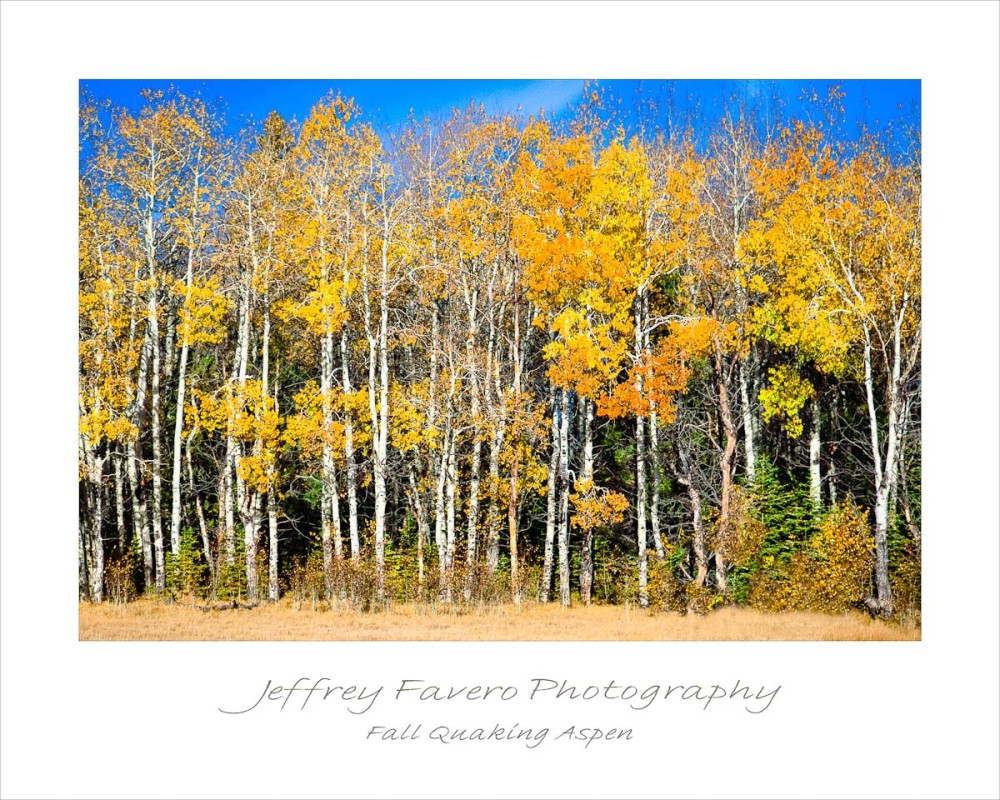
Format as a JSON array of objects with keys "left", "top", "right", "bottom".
[{"left": 79, "top": 599, "right": 920, "bottom": 641}]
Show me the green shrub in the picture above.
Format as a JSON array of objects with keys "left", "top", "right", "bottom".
[{"left": 166, "top": 528, "right": 209, "bottom": 598}]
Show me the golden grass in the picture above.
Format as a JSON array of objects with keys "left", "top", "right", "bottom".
[{"left": 79, "top": 598, "right": 920, "bottom": 641}]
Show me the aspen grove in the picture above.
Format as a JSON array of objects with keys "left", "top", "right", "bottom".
[{"left": 79, "top": 84, "right": 920, "bottom": 619}]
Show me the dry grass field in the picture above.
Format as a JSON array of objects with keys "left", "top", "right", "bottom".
[{"left": 79, "top": 598, "right": 920, "bottom": 641}]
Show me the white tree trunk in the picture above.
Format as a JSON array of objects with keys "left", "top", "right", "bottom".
[
  {"left": 542, "top": 382, "right": 558, "bottom": 603},
  {"left": 579, "top": 397, "right": 596, "bottom": 604},
  {"left": 434, "top": 424, "right": 450, "bottom": 588},
  {"left": 169, "top": 251, "right": 194, "bottom": 556},
  {"left": 114, "top": 455, "right": 127, "bottom": 552},
  {"left": 464, "top": 288, "right": 481, "bottom": 601},
  {"left": 649, "top": 412, "right": 665, "bottom": 560},
  {"left": 148, "top": 261, "right": 165, "bottom": 594},
  {"left": 484, "top": 280, "right": 503, "bottom": 576},
  {"left": 127, "top": 444, "right": 152, "bottom": 588},
  {"left": 642, "top": 295, "right": 665, "bottom": 563},
  {"left": 739, "top": 358, "right": 757, "bottom": 483},
  {"left": 320, "top": 330, "right": 339, "bottom": 597},
  {"left": 863, "top": 322, "right": 893, "bottom": 613},
  {"left": 508, "top": 278, "right": 523, "bottom": 605},
  {"left": 86, "top": 451, "right": 105, "bottom": 601},
  {"left": 127, "top": 237, "right": 153, "bottom": 588},
  {"left": 268, "top": 484, "right": 279, "bottom": 602},
  {"left": 223, "top": 433, "right": 236, "bottom": 566},
  {"left": 341, "top": 331, "right": 360, "bottom": 561},
  {"left": 233, "top": 279, "right": 260, "bottom": 602},
  {"left": 486, "top": 423, "right": 502, "bottom": 574},
  {"left": 634, "top": 294, "right": 649, "bottom": 608},
  {"left": 714, "top": 344, "right": 737, "bottom": 595},
  {"left": 79, "top": 497, "right": 90, "bottom": 600},
  {"left": 407, "top": 463, "right": 428, "bottom": 592},
  {"left": 557, "top": 387, "right": 571, "bottom": 608},
  {"left": 809, "top": 396, "right": 822, "bottom": 510},
  {"left": 365, "top": 203, "right": 391, "bottom": 604},
  {"left": 444, "top": 425, "right": 458, "bottom": 601}
]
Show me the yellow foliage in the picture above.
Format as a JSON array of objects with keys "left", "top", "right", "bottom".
[
  {"left": 390, "top": 380, "right": 437, "bottom": 453},
  {"left": 746, "top": 502, "right": 874, "bottom": 613},
  {"left": 759, "top": 365, "right": 815, "bottom": 438},
  {"left": 283, "top": 381, "right": 347, "bottom": 461},
  {"left": 806, "top": 502, "right": 875, "bottom": 610},
  {"left": 569, "top": 479, "right": 628, "bottom": 532},
  {"left": 176, "top": 276, "right": 230, "bottom": 346}
]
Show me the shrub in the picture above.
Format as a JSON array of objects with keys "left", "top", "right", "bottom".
[
  {"left": 105, "top": 549, "right": 137, "bottom": 605},
  {"left": 890, "top": 539, "right": 921, "bottom": 625},
  {"left": 214, "top": 536, "right": 247, "bottom": 602},
  {"left": 803, "top": 502, "right": 874, "bottom": 611},
  {"left": 746, "top": 501, "right": 873, "bottom": 612},
  {"left": 165, "top": 527, "right": 209, "bottom": 598},
  {"left": 287, "top": 547, "right": 327, "bottom": 609}
]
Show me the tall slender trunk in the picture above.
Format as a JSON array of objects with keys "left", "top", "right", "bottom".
[
  {"left": 169, "top": 249, "right": 194, "bottom": 556},
  {"left": 147, "top": 248, "right": 165, "bottom": 594},
  {"left": 897, "top": 397, "right": 920, "bottom": 548},
  {"left": 486, "top": 424, "right": 502, "bottom": 574},
  {"left": 364, "top": 199, "right": 390, "bottom": 604},
  {"left": 222, "top": 433, "right": 236, "bottom": 566},
  {"left": 642, "top": 292, "right": 664, "bottom": 562},
  {"left": 113, "top": 455, "right": 127, "bottom": 553},
  {"left": 83, "top": 271, "right": 109, "bottom": 599},
  {"left": 634, "top": 293, "right": 649, "bottom": 608},
  {"left": 828, "top": 390, "right": 840, "bottom": 506},
  {"left": 127, "top": 243, "right": 152, "bottom": 588},
  {"left": 864, "top": 315, "right": 907, "bottom": 616},
  {"left": 222, "top": 284, "right": 247, "bottom": 572},
  {"left": 739, "top": 358, "right": 757, "bottom": 483},
  {"left": 163, "top": 307, "right": 176, "bottom": 382},
  {"left": 429, "top": 307, "right": 447, "bottom": 587},
  {"left": 445, "top": 423, "right": 458, "bottom": 600},
  {"left": 677, "top": 441, "right": 707, "bottom": 586},
  {"left": 340, "top": 212, "right": 361, "bottom": 563},
  {"left": 557, "top": 388, "right": 571, "bottom": 607},
  {"left": 267, "top": 485, "right": 279, "bottom": 602},
  {"left": 579, "top": 397, "right": 595, "bottom": 605},
  {"left": 376, "top": 222, "right": 391, "bottom": 604},
  {"left": 485, "top": 275, "right": 503, "bottom": 576},
  {"left": 320, "top": 329, "right": 338, "bottom": 597},
  {"left": 464, "top": 288, "right": 481, "bottom": 601},
  {"left": 408, "top": 464, "right": 427, "bottom": 592},
  {"left": 649, "top": 412, "right": 665, "bottom": 560},
  {"left": 341, "top": 331, "right": 360, "bottom": 561},
  {"left": 241, "top": 492, "right": 261, "bottom": 604},
  {"left": 79, "top": 492, "right": 90, "bottom": 600},
  {"left": 809, "top": 396, "right": 822, "bottom": 510},
  {"left": 184, "top": 402, "right": 213, "bottom": 585},
  {"left": 465, "top": 426, "right": 482, "bottom": 602},
  {"left": 434, "top": 424, "right": 450, "bottom": 589},
  {"left": 92, "top": 458, "right": 105, "bottom": 602},
  {"left": 254, "top": 291, "right": 273, "bottom": 605},
  {"left": 542, "top": 381, "right": 558, "bottom": 603},
  {"left": 714, "top": 343, "right": 736, "bottom": 595},
  {"left": 828, "top": 458, "right": 839, "bottom": 506},
  {"left": 126, "top": 442, "right": 152, "bottom": 589},
  {"left": 233, "top": 270, "right": 261, "bottom": 604},
  {"left": 84, "top": 449, "right": 105, "bottom": 602},
  {"left": 508, "top": 278, "right": 522, "bottom": 605},
  {"left": 78, "top": 441, "right": 92, "bottom": 600}
]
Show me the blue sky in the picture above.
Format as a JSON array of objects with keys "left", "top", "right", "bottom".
[
  {"left": 80, "top": 78, "right": 920, "bottom": 143},
  {"left": 82, "top": 79, "right": 590, "bottom": 131}
]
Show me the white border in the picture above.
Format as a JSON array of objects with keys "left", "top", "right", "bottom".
[{"left": 2, "top": 2, "right": 998, "bottom": 798}]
